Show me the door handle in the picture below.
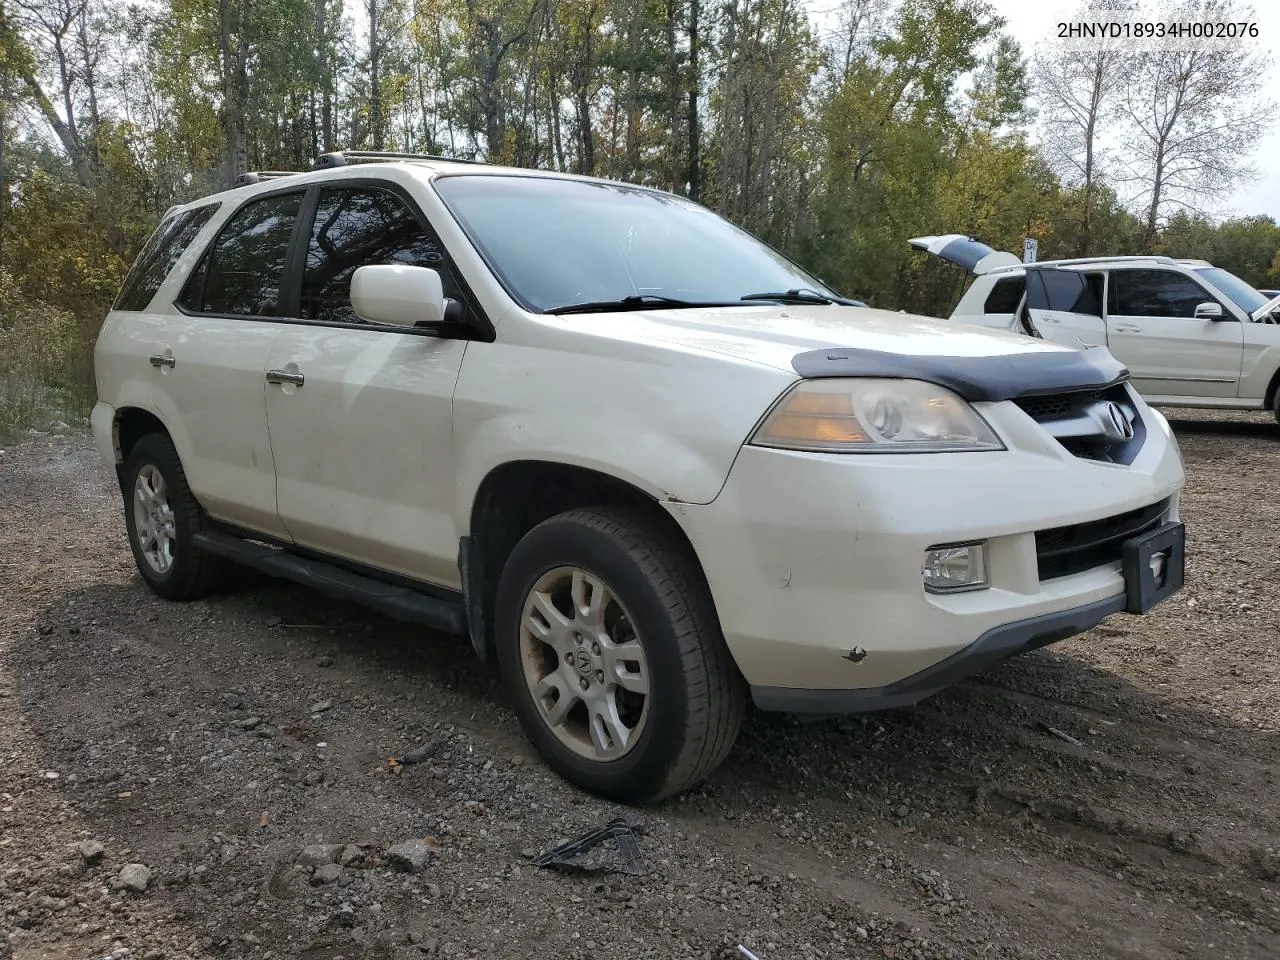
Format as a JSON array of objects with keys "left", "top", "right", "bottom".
[
  {"left": 1113, "top": 324, "right": 1142, "bottom": 333},
  {"left": 265, "top": 369, "right": 305, "bottom": 386},
  {"left": 149, "top": 354, "right": 175, "bottom": 368}
]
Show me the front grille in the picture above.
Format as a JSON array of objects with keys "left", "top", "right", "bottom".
[
  {"left": 1014, "top": 384, "right": 1145, "bottom": 465},
  {"left": 1035, "top": 498, "right": 1170, "bottom": 581}
]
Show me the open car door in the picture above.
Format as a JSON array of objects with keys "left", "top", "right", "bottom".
[{"left": 1022, "top": 265, "right": 1107, "bottom": 349}]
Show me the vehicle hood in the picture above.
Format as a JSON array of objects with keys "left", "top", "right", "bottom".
[
  {"left": 592, "top": 303, "right": 1077, "bottom": 370},
  {"left": 1251, "top": 293, "right": 1280, "bottom": 322},
  {"left": 561, "top": 304, "right": 1127, "bottom": 402}
]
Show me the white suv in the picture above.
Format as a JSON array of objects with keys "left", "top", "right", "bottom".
[
  {"left": 92, "top": 154, "right": 1186, "bottom": 802},
  {"left": 911, "top": 234, "right": 1280, "bottom": 420}
]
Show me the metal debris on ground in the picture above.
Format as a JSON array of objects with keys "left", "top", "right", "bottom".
[
  {"left": 533, "top": 816, "right": 648, "bottom": 876},
  {"left": 738, "top": 946, "right": 764, "bottom": 960}
]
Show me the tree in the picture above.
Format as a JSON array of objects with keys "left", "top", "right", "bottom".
[{"left": 1118, "top": 0, "right": 1269, "bottom": 244}]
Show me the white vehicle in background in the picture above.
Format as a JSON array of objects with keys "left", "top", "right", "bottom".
[{"left": 910, "top": 234, "right": 1280, "bottom": 421}]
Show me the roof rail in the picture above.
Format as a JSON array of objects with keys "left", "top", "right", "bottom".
[
  {"left": 988, "top": 254, "right": 1177, "bottom": 273},
  {"left": 234, "top": 170, "right": 302, "bottom": 187},
  {"left": 313, "top": 149, "right": 484, "bottom": 169}
]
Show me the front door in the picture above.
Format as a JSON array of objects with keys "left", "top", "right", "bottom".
[
  {"left": 263, "top": 183, "right": 473, "bottom": 588},
  {"left": 1105, "top": 268, "right": 1243, "bottom": 399}
]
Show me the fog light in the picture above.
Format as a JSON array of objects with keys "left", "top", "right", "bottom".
[{"left": 923, "top": 542, "right": 988, "bottom": 593}]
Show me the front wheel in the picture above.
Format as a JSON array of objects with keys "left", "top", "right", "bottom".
[
  {"left": 494, "top": 507, "right": 745, "bottom": 803},
  {"left": 121, "top": 433, "right": 226, "bottom": 600}
]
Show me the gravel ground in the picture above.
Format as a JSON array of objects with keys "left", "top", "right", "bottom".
[{"left": 1, "top": 411, "right": 1278, "bottom": 960}]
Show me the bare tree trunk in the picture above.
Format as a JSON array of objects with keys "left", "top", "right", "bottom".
[
  {"left": 686, "top": 0, "right": 700, "bottom": 199},
  {"left": 316, "top": 0, "right": 334, "bottom": 150},
  {"left": 368, "top": 0, "right": 383, "bottom": 150},
  {"left": 663, "top": 0, "right": 680, "bottom": 192},
  {"left": 218, "top": 0, "right": 249, "bottom": 183}
]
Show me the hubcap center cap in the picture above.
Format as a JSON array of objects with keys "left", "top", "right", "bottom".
[{"left": 573, "top": 648, "right": 594, "bottom": 677}]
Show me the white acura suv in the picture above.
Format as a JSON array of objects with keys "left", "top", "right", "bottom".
[{"left": 92, "top": 152, "right": 1186, "bottom": 802}]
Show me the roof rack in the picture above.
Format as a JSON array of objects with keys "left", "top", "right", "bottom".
[
  {"left": 234, "top": 170, "right": 302, "bottom": 187},
  {"left": 988, "top": 254, "right": 1178, "bottom": 274},
  {"left": 313, "top": 149, "right": 484, "bottom": 169}
]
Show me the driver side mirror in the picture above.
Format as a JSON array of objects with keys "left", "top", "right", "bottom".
[
  {"left": 351, "top": 264, "right": 446, "bottom": 328},
  {"left": 1194, "top": 301, "right": 1225, "bottom": 320}
]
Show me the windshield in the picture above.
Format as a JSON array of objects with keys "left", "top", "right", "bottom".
[
  {"left": 1194, "top": 266, "right": 1271, "bottom": 314},
  {"left": 434, "top": 175, "right": 837, "bottom": 312}
]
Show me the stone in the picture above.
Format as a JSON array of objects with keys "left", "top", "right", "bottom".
[
  {"left": 297, "top": 844, "right": 344, "bottom": 867},
  {"left": 119, "top": 864, "right": 152, "bottom": 893},
  {"left": 386, "top": 839, "right": 434, "bottom": 873},
  {"left": 78, "top": 840, "right": 106, "bottom": 864},
  {"left": 312, "top": 864, "right": 342, "bottom": 885}
]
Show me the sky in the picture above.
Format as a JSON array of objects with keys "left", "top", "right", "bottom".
[{"left": 803, "top": 0, "right": 1280, "bottom": 222}]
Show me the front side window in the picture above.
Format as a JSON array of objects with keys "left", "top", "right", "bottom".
[
  {"left": 434, "top": 175, "right": 838, "bottom": 312},
  {"left": 1108, "top": 269, "right": 1214, "bottom": 319},
  {"left": 1193, "top": 266, "right": 1266, "bottom": 315},
  {"left": 116, "top": 203, "right": 220, "bottom": 312},
  {"left": 181, "top": 192, "right": 303, "bottom": 316},
  {"left": 302, "top": 187, "right": 459, "bottom": 324}
]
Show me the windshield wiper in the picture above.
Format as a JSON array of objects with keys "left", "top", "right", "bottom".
[
  {"left": 740, "top": 288, "right": 859, "bottom": 306},
  {"left": 545, "top": 294, "right": 734, "bottom": 315}
]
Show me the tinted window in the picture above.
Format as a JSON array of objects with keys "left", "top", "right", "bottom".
[
  {"left": 1109, "top": 269, "right": 1213, "bottom": 319},
  {"left": 1193, "top": 266, "right": 1265, "bottom": 314},
  {"left": 182, "top": 192, "right": 302, "bottom": 316},
  {"left": 983, "top": 277, "right": 1025, "bottom": 314},
  {"left": 115, "top": 204, "right": 220, "bottom": 312},
  {"left": 302, "top": 187, "right": 459, "bottom": 324},
  {"left": 1027, "top": 269, "right": 1102, "bottom": 316},
  {"left": 434, "top": 175, "right": 837, "bottom": 312}
]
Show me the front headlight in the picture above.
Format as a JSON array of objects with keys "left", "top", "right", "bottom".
[{"left": 750, "top": 378, "right": 1004, "bottom": 453}]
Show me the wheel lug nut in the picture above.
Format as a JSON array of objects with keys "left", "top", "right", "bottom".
[
  {"left": 596, "top": 670, "right": 605, "bottom": 683},
  {"left": 578, "top": 677, "right": 589, "bottom": 690},
  {"left": 592, "top": 643, "right": 601, "bottom": 655}
]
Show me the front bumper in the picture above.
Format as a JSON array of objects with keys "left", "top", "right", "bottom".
[{"left": 663, "top": 395, "right": 1185, "bottom": 711}]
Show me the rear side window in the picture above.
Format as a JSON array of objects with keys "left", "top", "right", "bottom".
[
  {"left": 1108, "top": 269, "right": 1213, "bottom": 319},
  {"left": 302, "top": 186, "right": 460, "bottom": 324},
  {"left": 983, "top": 277, "right": 1025, "bottom": 314},
  {"left": 180, "top": 192, "right": 303, "bottom": 317},
  {"left": 1027, "top": 269, "right": 1102, "bottom": 316},
  {"left": 114, "top": 204, "right": 220, "bottom": 312}
]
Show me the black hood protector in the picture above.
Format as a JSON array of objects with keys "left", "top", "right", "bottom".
[{"left": 791, "top": 345, "right": 1128, "bottom": 402}]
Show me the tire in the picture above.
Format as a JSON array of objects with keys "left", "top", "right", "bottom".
[
  {"left": 120, "top": 432, "right": 226, "bottom": 600},
  {"left": 494, "top": 507, "right": 746, "bottom": 803},
  {"left": 1273, "top": 391, "right": 1280, "bottom": 425}
]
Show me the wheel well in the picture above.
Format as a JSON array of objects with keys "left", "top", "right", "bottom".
[
  {"left": 1265, "top": 368, "right": 1280, "bottom": 413},
  {"left": 114, "top": 408, "right": 168, "bottom": 462},
  {"left": 462, "top": 461, "right": 706, "bottom": 661}
]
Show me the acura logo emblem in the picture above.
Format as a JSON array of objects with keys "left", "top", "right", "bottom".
[{"left": 1093, "top": 401, "right": 1135, "bottom": 442}]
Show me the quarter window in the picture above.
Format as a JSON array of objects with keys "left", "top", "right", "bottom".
[
  {"left": 302, "top": 187, "right": 460, "bottom": 324},
  {"left": 1108, "top": 269, "right": 1213, "bottom": 319},
  {"left": 983, "top": 277, "right": 1025, "bottom": 314},
  {"left": 1027, "top": 269, "right": 1102, "bottom": 316},
  {"left": 180, "top": 192, "right": 303, "bottom": 316},
  {"left": 115, "top": 204, "right": 220, "bottom": 312}
]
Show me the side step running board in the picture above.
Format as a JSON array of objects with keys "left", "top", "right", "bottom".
[{"left": 192, "top": 529, "right": 466, "bottom": 634}]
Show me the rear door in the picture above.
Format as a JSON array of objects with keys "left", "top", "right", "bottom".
[
  {"left": 262, "top": 180, "right": 476, "bottom": 588},
  {"left": 1105, "top": 267, "right": 1243, "bottom": 399},
  {"left": 1023, "top": 267, "right": 1107, "bottom": 348},
  {"left": 146, "top": 189, "right": 305, "bottom": 538}
]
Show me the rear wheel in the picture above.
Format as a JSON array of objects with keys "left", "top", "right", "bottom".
[
  {"left": 495, "top": 507, "right": 745, "bottom": 803},
  {"left": 121, "top": 433, "right": 226, "bottom": 600}
]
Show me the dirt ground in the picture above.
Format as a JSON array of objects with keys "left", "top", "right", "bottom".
[{"left": 1, "top": 411, "right": 1277, "bottom": 960}]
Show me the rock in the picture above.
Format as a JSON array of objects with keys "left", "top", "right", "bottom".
[
  {"left": 386, "top": 839, "right": 434, "bottom": 873},
  {"left": 310, "top": 699, "right": 333, "bottom": 714},
  {"left": 265, "top": 616, "right": 283, "bottom": 627},
  {"left": 339, "top": 844, "right": 363, "bottom": 867},
  {"left": 142, "top": 950, "right": 166, "bottom": 960},
  {"left": 317, "top": 656, "right": 334, "bottom": 668},
  {"left": 297, "top": 844, "right": 344, "bottom": 867},
  {"left": 312, "top": 863, "right": 342, "bottom": 885},
  {"left": 48, "top": 419, "right": 70, "bottom": 433},
  {"left": 119, "top": 863, "right": 152, "bottom": 893},
  {"left": 894, "top": 805, "right": 909, "bottom": 818},
  {"left": 400, "top": 742, "right": 437, "bottom": 765},
  {"left": 78, "top": 839, "right": 106, "bottom": 864},
  {"left": 242, "top": 932, "right": 261, "bottom": 946},
  {"left": 233, "top": 717, "right": 262, "bottom": 730},
  {"left": 856, "top": 927, "right": 868, "bottom": 940}
]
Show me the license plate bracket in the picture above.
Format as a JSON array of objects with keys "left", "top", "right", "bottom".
[{"left": 1122, "top": 521, "right": 1185, "bottom": 614}]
